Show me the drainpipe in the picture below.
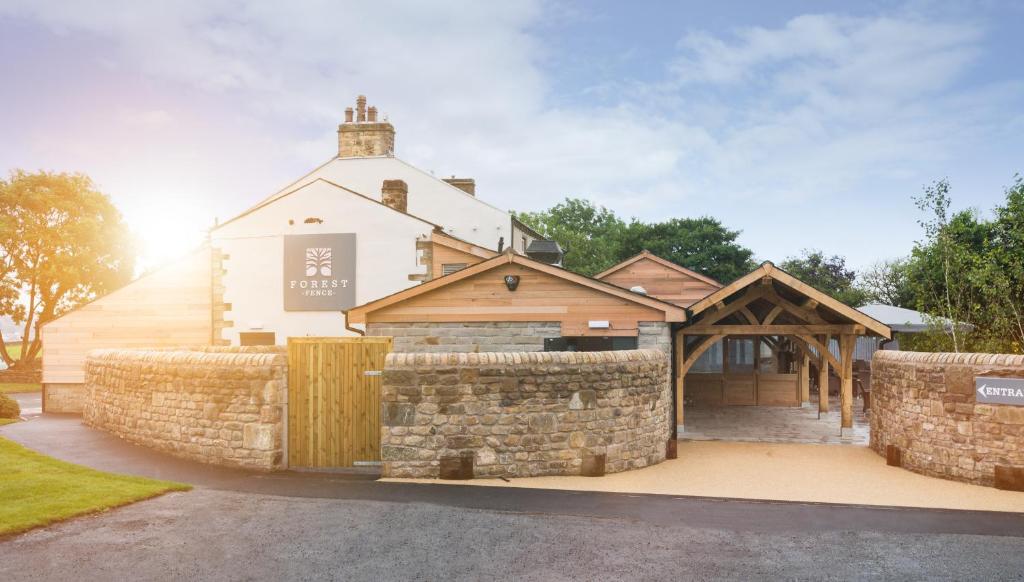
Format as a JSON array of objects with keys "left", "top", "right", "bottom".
[{"left": 342, "top": 311, "right": 365, "bottom": 336}]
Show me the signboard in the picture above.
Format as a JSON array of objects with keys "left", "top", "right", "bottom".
[
  {"left": 975, "top": 376, "right": 1024, "bottom": 406},
  {"left": 283, "top": 233, "right": 356, "bottom": 311}
]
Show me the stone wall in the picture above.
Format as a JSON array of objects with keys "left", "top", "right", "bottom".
[
  {"left": 381, "top": 349, "right": 671, "bottom": 479},
  {"left": 0, "top": 362, "right": 41, "bottom": 384},
  {"left": 83, "top": 346, "right": 287, "bottom": 470},
  {"left": 638, "top": 322, "right": 671, "bottom": 357},
  {"left": 870, "top": 351, "right": 1024, "bottom": 487},
  {"left": 367, "top": 322, "right": 560, "bottom": 353}
]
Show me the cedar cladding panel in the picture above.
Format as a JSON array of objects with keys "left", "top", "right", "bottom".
[
  {"left": 600, "top": 257, "right": 718, "bottom": 307},
  {"left": 365, "top": 263, "right": 667, "bottom": 336},
  {"left": 41, "top": 248, "right": 214, "bottom": 384},
  {"left": 431, "top": 243, "right": 489, "bottom": 278}
]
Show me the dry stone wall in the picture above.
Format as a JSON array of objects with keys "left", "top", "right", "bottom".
[
  {"left": 381, "top": 349, "right": 671, "bottom": 479},
  {"left": 871, "top": 351, "right": 1024, "bottom": 487},
  {"left": 83, "top": 346, "right": 287, "bottom": 470}
]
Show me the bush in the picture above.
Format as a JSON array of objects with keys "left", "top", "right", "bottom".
[{"left": 0, "top": 393, "right": 20, "bottom": 419}]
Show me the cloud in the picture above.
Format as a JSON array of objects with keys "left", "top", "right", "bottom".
[{"left": 0, "top": 1, "right": 1020, "bottom": 268}]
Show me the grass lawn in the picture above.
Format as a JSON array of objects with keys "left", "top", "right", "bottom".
[
  {"left": 0, "top": 437, "right": 191, "bottom": 537},
  {"left": 0, "top": 418, "right": 18, "bottom": 426},
  {"left": 0, "top": 383, "right": 40, "bottom": 394}
]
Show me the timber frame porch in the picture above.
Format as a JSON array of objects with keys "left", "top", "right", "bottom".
[{"left": 673, "top": 262, "right": 891, "bottom": 435}]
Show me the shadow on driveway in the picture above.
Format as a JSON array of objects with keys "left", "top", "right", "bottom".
[{"left": 3, "top": 414, "right": 1023, "bottom": 538}]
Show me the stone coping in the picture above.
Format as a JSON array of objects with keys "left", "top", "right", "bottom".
[
  {"left": 874, "top": 350, "right": 1024, "bottom": 366},
  {"left": 88, "top": 347, "right": 286, "bottom": 368}
]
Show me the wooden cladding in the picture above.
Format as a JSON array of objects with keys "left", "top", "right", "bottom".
[
  {"left": 287, "top": 337, "right": 392, "bottom": 468},
  {"left": 361, "top": 263, "right": 671, "bottom": 336},
  {"left": 41, "top": 248, "right": 215, "bottom": 384},
  {"left": 597, "top": 254, "right": 720, "bottom": 307}
]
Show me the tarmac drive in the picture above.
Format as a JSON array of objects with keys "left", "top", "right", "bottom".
[{"left": 3, "top": 416, "right": 1024, "bottom": 580}]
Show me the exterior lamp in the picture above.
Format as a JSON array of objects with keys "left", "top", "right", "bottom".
[{"left": 504, "top": 275, "right": 520, "bottom": 291}]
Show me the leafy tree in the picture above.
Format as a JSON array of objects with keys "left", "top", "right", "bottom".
[
  {"left": 905, "top": 177, "right": 1024, "bottom": 353},
  {"left": 514, "top": 198, "right": 756, "bottom": 281},
  {"left": 0, "top": 170, "right": 135, "bottom": 366},
  {"left": 514, "top": 198, "right": 625, "bottom": 276},
  {"left": 779, "top": 249, "right": 869, "bottom": 307},
  {"left": 859, "top": 258, "right": 915, "bottom": 308},
  {"left": 617, "top": 217, "right": 756, "bottom": 283}
]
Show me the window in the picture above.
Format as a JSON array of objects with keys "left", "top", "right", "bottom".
[
  {"left": 544, "top": 336, "right": 639, "bottom": 352},
  {"left": 441, "top": 263, "right": 467, "bottom": 276},
  {"left": 726, "top": 337, "right": 755, "bottom": 373},
  {"left": 239, "top": 331, "right": 276, "bottom": 346},
  {"left": 689, "top": 339, "right": 724, "bottom": 373}
]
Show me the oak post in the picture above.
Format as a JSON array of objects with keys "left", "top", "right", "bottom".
[
  {"left": 840, "top": 334, "right": 855, "bottom": 430},
  {"left": 801, "top": 352, "right": 810, "bottom": 404},
  {"left": 818, "top": 334, "right": 830, "bottom": 413}
]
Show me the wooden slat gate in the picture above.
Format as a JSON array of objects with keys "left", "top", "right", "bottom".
[{"left": 287, "top": 337, "right": 392, "bottom": 468}]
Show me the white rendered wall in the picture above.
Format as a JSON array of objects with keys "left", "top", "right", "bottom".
[
  {"left": 265, "top": 157, "right": 513, "bottom": 251},
  {"left": 211, "top": 180, "right": 432, "bottom": 344}
]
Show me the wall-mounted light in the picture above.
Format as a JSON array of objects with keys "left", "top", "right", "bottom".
[
  {"left": 504, "top": 275, "right": 520, "bottom": 291},
  {"left": 588, "top": 320, "right": 610, "bottom": 329}
]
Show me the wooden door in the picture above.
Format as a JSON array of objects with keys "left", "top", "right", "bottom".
[{"left": 287, "top": 337, "right": 392, "bottom": 468}]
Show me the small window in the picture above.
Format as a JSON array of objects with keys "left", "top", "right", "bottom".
[
  {"left": 544, "top": 336, "right": 638, "bottom": 352},
  {"left": 442, "top": 263, "right": 467, "bottom": 276},
  {"left": 726, "top": 337, "right": 755, "bottom": 373},
  {"left": 521, "top": 236, "right": 527, "bottom": 251},
  {"left": 689, "top": 339, "right": 724, "bottom": 373},
  {"left": 240, "top": 332, "right": 276, "bottom": 346}
]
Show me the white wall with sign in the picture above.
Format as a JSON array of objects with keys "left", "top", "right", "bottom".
[{"left": 212, "top": 179, "right": 433, "bottom": 344}]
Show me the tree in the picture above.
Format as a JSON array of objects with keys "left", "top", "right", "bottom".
[
  {"left": 859, "top": 258, "right": 915, "bottom": 308},
  {"left": 904, "top": 177, "right": 1024, "bottom": 353},
  {"left": 779, "top": 249, "right": 869, "bottom": 307},
  {"left": 0, "top": 170, "right": 135, "bottom": 366},
  {"left": 514, "top": 198, "right": 625, "bottom": 276},
  {"left": 616, "top": 217, "right": 756, "bottom": 283}
]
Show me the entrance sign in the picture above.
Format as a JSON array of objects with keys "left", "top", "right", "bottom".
[
  {"left": 975, "top": 376, "right": 1024, "bottom": 406},
  {"left": 284, "top": 233, "right": 356, "bottom": 311}
]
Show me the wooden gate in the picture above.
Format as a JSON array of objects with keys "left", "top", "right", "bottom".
[{"left": 287, "top": 337, "right": 392, "bottom": 468}]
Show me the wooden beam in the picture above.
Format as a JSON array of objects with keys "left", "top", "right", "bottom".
[
  {"left": 762, "top": 305, "right": 784, "bottom": 325},
  {"left": 796, "top": 334, "right": 841, "bottom": 372},
  {"left": 739, "top": 306, "right": 759, "bottom": 325},
  {"left": 801, "top": 353, "right": 811, "bottom": 403},
  {"left": 763, "top": 290, "right": 827, "bottom": 324},
  {"left": 802, "top": 298, "right": 819, "bottom": 310},
  {"left": 819, "top": 334, "right": 830, "bottom": 413},
  {"left": 683, "top": 324, "right": 864, "bottom": 337},
  {"left": 700, "top": 287, "right": 767, "bottom": 326},
  {"left": 840, "top": 334, "right": 855, "bottom": 430}
]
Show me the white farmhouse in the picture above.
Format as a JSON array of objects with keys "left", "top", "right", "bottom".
[{"left": 40, "top": 95, "right": 545, "bottom": 409}]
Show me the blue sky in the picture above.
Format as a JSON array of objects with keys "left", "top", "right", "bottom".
[{"left": 1, "top": 1, "right": 1021, "bottom": 270}]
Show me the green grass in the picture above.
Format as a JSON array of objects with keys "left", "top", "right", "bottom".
[
  {"left": 5, "top": 344, "right": 21, "bottom": 360},
  {"left": 0, "top": 383, "right": 40, "bottom": 394},
  {"left": 0, "top": 437, "right": 191, "bottom": 537},
  {"left": 0, "top": 418, "right": 18, "bottom": 426}
]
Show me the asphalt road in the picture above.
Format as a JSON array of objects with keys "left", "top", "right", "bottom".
[{"left": 3, "top": 416, "right": 1024, "bottom": 580}]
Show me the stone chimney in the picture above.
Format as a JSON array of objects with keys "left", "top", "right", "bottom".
[
  {"left": 381, "top": 179, "right": 408, "bottom": 213},
  {"left": 338, "top": 95, "right": 395, "bottom": 158},
  {"left": 443, "top": 177, "right": 475, "bottom": 196}
]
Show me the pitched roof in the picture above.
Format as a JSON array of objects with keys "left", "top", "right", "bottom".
[
  {"left": 596, "top": 251, "right": 723, "bottom": 288},
  {"left": 210, "top": 177, "right": 441, "bottom": 232},
  {"left": 346, "top": 250, "right": 687, "bottom": 324},
  {"left": 688, "top": 261, "right": 891, "bottom": 338}
]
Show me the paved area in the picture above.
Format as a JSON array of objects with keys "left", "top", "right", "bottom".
[
  {"left": 393, "top": 440, "right": 1024, "bottom": 512},
  {"left": 3, "top": 415, "right": 1024, "bottom": 580},
  {"left": 10, "top": 392, "right": 41, "bottom": 418},
  {"left": 682, "top": 397, "right": 869, "bottom": 445}
]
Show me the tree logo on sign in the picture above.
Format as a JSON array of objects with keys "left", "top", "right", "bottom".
[{"left": 305, "top": 247, "right": 332, "bottom": 277}]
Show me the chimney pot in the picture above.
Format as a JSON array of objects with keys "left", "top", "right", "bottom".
[
  {"left": 381, "top": 179, "right": 408, "bottom": 213},
  {"left": 338, "top": 95, "right": 395, "bottom": 157},
  {"left": 356, "top": 95, "right": 367, "bottom": 122}
]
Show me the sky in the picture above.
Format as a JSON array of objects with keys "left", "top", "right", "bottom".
[{"left": 1, "top": 0, "right": 1022, "bottom": 271}]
